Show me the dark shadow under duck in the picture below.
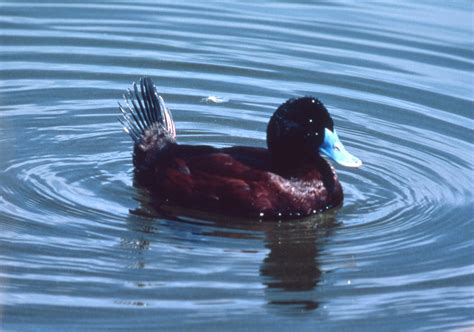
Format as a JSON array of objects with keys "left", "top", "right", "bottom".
[{"left": 119, "top": 77, "right": 361, "bottom": 220}]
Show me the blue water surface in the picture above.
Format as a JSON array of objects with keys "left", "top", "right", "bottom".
[{"left": 1, "top": 1, "right": 473, "bottom": 331}]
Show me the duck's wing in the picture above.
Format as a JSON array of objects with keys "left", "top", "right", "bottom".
[{"left": 139, "top": 146, "right": 280, "bottom": 217}]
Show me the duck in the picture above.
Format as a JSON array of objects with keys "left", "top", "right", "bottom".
[{"left": 119, "top": 77, "right": 361, "bottom": 220}]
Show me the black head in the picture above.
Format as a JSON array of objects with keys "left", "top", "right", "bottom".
[
  {"left": 267, "top": 97, "right": 362, "bottom": 168},
  {"left": 267, "top": 97, "right": 332, "bottom": 164}
]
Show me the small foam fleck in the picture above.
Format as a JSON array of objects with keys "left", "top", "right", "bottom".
[{"left": 201, "top": 96, "right": 226, "bottom": 104}]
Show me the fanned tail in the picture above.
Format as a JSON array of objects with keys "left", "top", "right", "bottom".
[{"left": 118, "top": 77, "right": 176, "bottom": 145}]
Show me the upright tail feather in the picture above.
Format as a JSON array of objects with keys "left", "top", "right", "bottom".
[{"left": 118, "top": 77, "right": 176, "bottom": 145}]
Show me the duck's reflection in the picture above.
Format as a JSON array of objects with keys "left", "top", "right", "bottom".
[
  {"left": 261, "top": 222, "right": 321, "bottom": 310},
  {"left": 125, "top": 190, "right": 338, "bottom": 313},
  {"left": 258, "top": 216, "right": 336, "bottom": 311}
]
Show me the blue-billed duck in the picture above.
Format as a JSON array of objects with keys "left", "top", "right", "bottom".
[{"left": 119, "top": 77, "right": 361, "bottom": 219}]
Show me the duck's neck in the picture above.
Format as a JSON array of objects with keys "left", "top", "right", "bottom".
[
  {"left": 272, "top": 154, "right": 338, "bottom": 193},
  {"left": 314, "top": 156, "right": 338, "bottom": 193}
]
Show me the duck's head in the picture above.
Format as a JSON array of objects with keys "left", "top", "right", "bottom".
[{"left": 267, "top": 97, "right": 362, "bottom": 168}]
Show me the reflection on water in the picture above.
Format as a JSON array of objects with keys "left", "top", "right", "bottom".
[
  {"left": 261, "top": 219, "right": 332, "bottom": 312},
  {"left": 128, "top": 191, "right": 337, "bottom": 313}
]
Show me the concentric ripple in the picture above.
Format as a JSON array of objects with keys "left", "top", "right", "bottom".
[{"left": 1, "top": 0, "right": 473, "bottom": 331}]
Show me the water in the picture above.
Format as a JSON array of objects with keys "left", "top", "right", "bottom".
[{"left": 1, "top": 0, "right": 473, "bottom": 330}]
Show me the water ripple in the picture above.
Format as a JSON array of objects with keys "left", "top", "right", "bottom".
[{"left": 1, "top": 0, "right": 473, "bottom": 330}]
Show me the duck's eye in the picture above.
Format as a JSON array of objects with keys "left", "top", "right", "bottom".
[{"left": 334, "top": 144, "right": 341, "bottom": 152}]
